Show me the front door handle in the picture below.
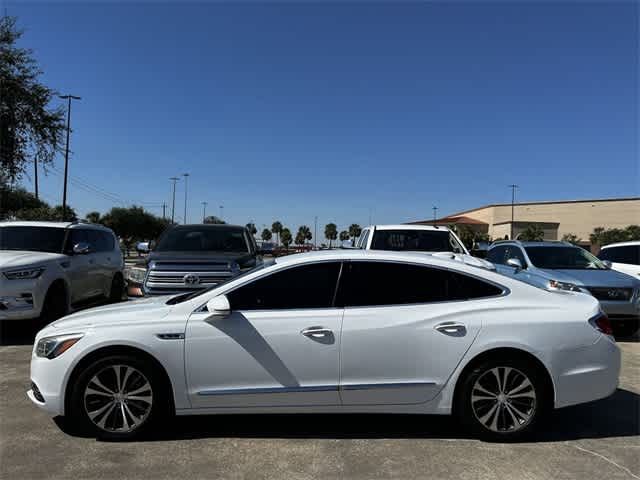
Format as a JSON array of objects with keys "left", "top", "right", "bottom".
[
  {"left": 301, "top": 326, "right": 332, "bottom": 338},
  {"left": 435, "top": 322, "right": 467, "bottom": 336}
]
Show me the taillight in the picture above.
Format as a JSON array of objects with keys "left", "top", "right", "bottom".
[{"left": 589, "top": 312, "right": 613, "bottom": 336}]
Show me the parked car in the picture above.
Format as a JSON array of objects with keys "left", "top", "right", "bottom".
[
  {"left": 357, "top": 224, "right": 495, "bottom": 270},
  {"left": 0, "top": 221, "right": 124, "bottom": 323},
  {"left": 135, "top": 241, "right": 150, "bottom": 255},
  {"left": 125, "top": 224, "right": 262, "bottom": 297},
  {"left": 487, "top": 241, "right": 640, "bottom": 337},
  {"left": 29, "top": 250, "right": 619, "bottom": 441},
  {"left": 598, "top": 241, "right": 640, "bottom": 278}
]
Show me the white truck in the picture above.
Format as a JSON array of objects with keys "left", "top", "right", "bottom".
[
  {"left": 356, "top": 224, "right": 495, "bottom": 270},
  {"left": 0, "top": 221, "right": 124, "bottom": 324}
]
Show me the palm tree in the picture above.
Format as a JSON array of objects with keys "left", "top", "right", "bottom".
[
  {"left": 339, "top": 230, "right": 349, "bottom": 243},
  {"left": 348, "top": 223, "right": 362, "bottom": 246},
  {"left": 325, "top": 223, "right": 337, "bottom": 248},
  {"left": 297, "top": 225, "right": 312, "bottom": 244},
  {"left": 272, "top": 221, "right": 283, "bottom": 246},
  {"left": 261, "top": 229, "right": 272, "bottom": 242},
  {"left": 518, "top": 224, "right": 544, "bottom": 241},
  {"left": 295, "top": 231, "right": 305, "bottom": 246},
  {"left": 561, "top": 233, "right": 582, "bottom": 245},
  {"left": 85, "top": 211, "right": 101, "bottom": 223},
  {"left": 280, "top": 227, "right": 292, "bottom": 250}
]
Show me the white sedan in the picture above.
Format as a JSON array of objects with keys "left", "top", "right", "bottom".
[{"left": 28, "top": 250, "right": 620, "bottom": 441}]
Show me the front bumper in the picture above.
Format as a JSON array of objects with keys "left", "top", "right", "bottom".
[
  {"left": 0, "top": 278, "right": 42, "bottom": 320},
  {"left": 598, "top": 298, "right": 640, "bottom": 321},
  {"left": 552, "top": 334, "right": 621, "bottom": 409},
  {"left": 27, "top": 345, "right": 76, "bottom": 416}
]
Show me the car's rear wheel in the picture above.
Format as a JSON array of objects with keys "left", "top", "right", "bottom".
[
  {"left": 69, "top": 355, "right": 167, "bottom": 440},
  {"left": 457, "top": 358, "right": 551, "bottom": 441},
  {"left": 40, "top": 282, "right": 68, "bottom": 325},
  {"left": 108, "top": 273, "right": 125, "bottom": 303}
]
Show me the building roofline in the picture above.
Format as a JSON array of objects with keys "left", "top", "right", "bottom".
[{"left": 443, "top": 196, "right": 640, "bottom": 218}]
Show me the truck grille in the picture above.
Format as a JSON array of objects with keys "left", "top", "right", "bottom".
[
  {"left": 144, "top": 261, "right": 235, "bottom": 293},
  {"left": 585, "top": 287, "right": 633, "bottom": 302}
]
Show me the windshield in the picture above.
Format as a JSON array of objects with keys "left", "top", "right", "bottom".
[
  {"left": 525, "top": 246, "right": 607, "bottom": 270},
  {"left": 0, "top": 226, "right": 66, "bottom": 254},
  {"left": 156, "top": 227, "right": 249, "bottom": 253},
  {"left": 370, "top": 229, "right": 465, "bottom": 253},
  {"left": 166, "top": 262, "right": 270, "bottom": 304}
]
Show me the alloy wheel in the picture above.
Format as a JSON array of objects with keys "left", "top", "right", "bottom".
[
  {"left": 471, "top": 366, "right": 536, "bottom": 433},
  {"left": 83, "top": 364, "right": 153, "bottom": 433}
]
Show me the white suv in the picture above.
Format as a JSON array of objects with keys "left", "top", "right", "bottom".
[
  {"left": 0, "top": 221, "right": 124, "bottom": 323},
  {"left": 598, "top": 241, "right": 640, "bottom": 278},
  {"left": 356, "top": 224, "right": 495, "bottom": 270}
]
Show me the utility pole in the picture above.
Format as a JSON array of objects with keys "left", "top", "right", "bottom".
[
  {"left": 314, "top": 216, "right": 318, "bottom": 248},
  {"left": 34, "top": 160, "right": 39, "bottom": 200},
  {"left": 508, "top": 184, "right": 519, "bottom": 239},
  {"left": 59, "top": 94, "right": 81, "bottom": 220},
  {"left": 219, "top": 205, "right": 224, "bottom": 221},
  {"left": 183, "top": 173, "right": 190, "bottom": 224},
  {"left": 162, "top": 202, "right": 166, "bottom": 220},
  {"left": 432, "top": 206, "right": 438, "bottom": 225},
  {"left": 201, "top": 201, "right": 207, "bottom": 223},
  {"left": 169, "top": 177, "right": 180, "bottom": 224}
]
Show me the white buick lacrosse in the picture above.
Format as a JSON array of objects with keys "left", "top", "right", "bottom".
[{"left": 28, "top": 250, "right": 620, "bottom": 441}]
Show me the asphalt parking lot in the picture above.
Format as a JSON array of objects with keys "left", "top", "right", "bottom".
[{"left": 1, "top": 322, "right": 638, "bottom": 480}]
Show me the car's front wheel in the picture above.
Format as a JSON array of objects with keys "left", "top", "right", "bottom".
[
  {"left": 68, "top": 355, "right": 167, "bottom": 439},
  {"left": 457, "top": 358, "right": 551, "bottom": 441}
]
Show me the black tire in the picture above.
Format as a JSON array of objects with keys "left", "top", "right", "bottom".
[
  {"left": 612, "top": 319, "right": 639, "bottom": 339},
  {"left": 68, "top": 354, "right": 169, "bottom": 440},
  {"left": 456, "top": 357, "right": 551, "bottom": 441},
  {"left": 40, "top": 282, "right": 69, "bottom": 325},
  {"left": 108, "top": 273, "right": 125, "bottom": 303}
]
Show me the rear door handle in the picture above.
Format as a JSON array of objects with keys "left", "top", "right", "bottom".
[
  {"left": 301, "top": 326, "right": 332, "bottom": 338},
  {"left": 435, "top": 322, "right": 467, "bottom": 336}
]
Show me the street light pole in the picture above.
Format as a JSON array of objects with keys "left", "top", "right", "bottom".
[
  {"left": 219, "top": 205, "right": 224, "bottom": 221},
  {"left": 169, "top": 177, "right": 180, "bottom": 224},
  {"left": 508, "top": 184, "right": 519, "bottom": 239},
  {"left": 432, "top": 206, "right": 438, "bottom": 226},
  {"left": 314, "top": 216, "right": 318, "bottom": 248},
  {"left": 59, "top": 94, "right": 81, "bottom": 220},
  {"left": 201, "top": 201, "right": 207, "bottom": 223},
  {"left": 183, "top": 173, "right": 190, "bottom": 224}
]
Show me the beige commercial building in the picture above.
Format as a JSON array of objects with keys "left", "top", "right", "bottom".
[{"left": 409, "top": 197, "right": 640, "bottom": 248}]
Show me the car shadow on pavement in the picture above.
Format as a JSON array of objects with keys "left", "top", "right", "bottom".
[
  {"left": 55, "top": 387, "right": 638, "bottom": 443},
  {"left": 0, "top": 320, "right": 42, "bottom": 346}
]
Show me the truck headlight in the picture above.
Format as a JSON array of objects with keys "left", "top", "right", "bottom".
[
  {"left": 548, "top": 280, "right": 584, "bottom": 293},
  {"left": 124, "top": 266, "right": 147, "bottom": 284},
  {"left": 3, "top": 267, "right": 45, "bottom": 280},
  {"left": 36, "top": 333, "right": 84, "bottom": 359}
]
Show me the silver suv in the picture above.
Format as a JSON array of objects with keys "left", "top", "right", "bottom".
[
  {"left": 487, "top": 240, "right": 640, "bottom": 336},
  {"left": 0, "top": 221, "right": 124, "bottom": 323}
]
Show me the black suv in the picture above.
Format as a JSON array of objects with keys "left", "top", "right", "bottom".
[{"left": 126, "top": 224, "right": 262, "bottom": 296}]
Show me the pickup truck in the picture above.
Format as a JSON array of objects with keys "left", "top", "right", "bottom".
[
  {"left": 356, "top": 224, "right": 495, "bottom": 271},
  {"left": 125, "top": 224, "right": 262, "bottom": 296}
]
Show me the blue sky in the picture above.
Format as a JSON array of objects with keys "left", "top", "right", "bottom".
[{"left": 9, "top": 1, "right": 639, "bottom": 237}]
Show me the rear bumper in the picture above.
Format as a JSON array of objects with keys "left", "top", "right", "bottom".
[{"left": 552, "top": 335, "right": 621, "bottom": 409}]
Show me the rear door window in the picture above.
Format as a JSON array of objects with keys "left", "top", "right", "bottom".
[{"left": 599, "top": 246, "right": 640, "bottom": 265}]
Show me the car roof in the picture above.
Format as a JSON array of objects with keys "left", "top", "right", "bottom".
[
  {"left": 366, "top": 224, "right": 451, "bottom": 232},
  {"left": 0, "top": 220, "right": 114, "bottom": 232},
  {"left": 600, "top": 241, "right": 640, "bottom": 249},
  {"left": 491, "top": 241, "right": 574, "bottom": 248}
]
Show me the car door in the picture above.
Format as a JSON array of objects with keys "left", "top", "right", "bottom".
[
  {"left": 185, "top": 261, "right": 343, "bottom": 408},
  {"left": 336, "top": 261, "right": 503, "bottom": 405},
  {"left": 64, "top": 229, "right": 100, "bottom": 302}
]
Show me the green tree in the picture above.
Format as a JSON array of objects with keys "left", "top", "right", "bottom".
[
  {"left": 203, "top": 215, "right": 225, "bottom": 224},
  {"left": 271, "top": 221, "right": 283, "bottom": 245},
  {"left": 245, "top": 222, "right": 257, "bottom": 236},
  {"left": 0, "top": 16, "right": 65, "bottom": 187},
  {"left": 339, "top": 230, "right": 349, "bottom": 242},
  {"left": 280, "top": 227, "right": 292, "bottom": 249},
  {"left": 297, "top": 225, "right": 312, "bottom": 244},
  {"left": 85, "top": 211, "right": 101, "bottom": 223},
  {"left": 295, "top": 231, "right": 305, "bottom": 246},
  {"left": 518, "top": 224, "right": 544, "bottom": 241},
  {"left": 324, "top": 223, "right": 337, "bottom": 248},
  {"left": 0, "top": 185, "right": 48, "bottom": 219},
  {"left": 261, "top": 228, "right": 272, "bottom": 241},
  {"left": 348, "top": 223, "right": 362, "bottom": 246},
  {"left": 561, "top": 233, "right": 582, "bottom": 245},
  {"left": 101, "top": 206, "right": 169, "bottom": 252}
]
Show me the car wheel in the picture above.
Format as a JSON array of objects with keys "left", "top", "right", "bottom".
[
  {"left": 108, "top": 274, "right": 125, "bottom": 303},
  {"left": 457, "top": 358, "right": 551, "bottom": 441},
  {"left": 69, "top": 355, "right": 168, "bottom": 440},
  {"left": 40, "top": 283, "right": 69, "bottom": 325}
]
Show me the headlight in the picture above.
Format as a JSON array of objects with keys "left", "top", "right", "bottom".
[
  {"left": 3, "top": 267, "right": 45, "bottom": 280},
  {"left": 124, "top": 266, "right": 147, "bottom": 284},
  {"left": 548, "top": 280, "right": 584, "bottom": 292},
  {"left": 36, "top": 333, "right": 84, "bottom": 359}
]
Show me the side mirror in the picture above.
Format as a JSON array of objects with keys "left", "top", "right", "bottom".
[
  {"left": 73, "top": 242, "right": 91, "bottom": 254},
  {"left": 602, "top": 260, "right": 612, "bottom": 269},
  {"left": 206, "top": 294, "right": 231, "bottom": 317},
  {"left": 506, "top": 257, "right": 523, "bottom": 272}
]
